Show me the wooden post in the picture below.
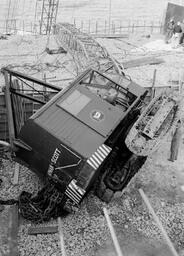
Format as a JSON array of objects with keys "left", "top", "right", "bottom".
[
  {"left": 128, "top": 20, "right": 131, "bottom": 33},
  {"left": 105, "top": 20, "right": 107, "bottom": 34},
  {"left": 160, "top": 20, "right": 163, "bottom": 34},
  {"left": 23, "top": 20, "right": 25, "bottom": 35},
  {"left": 88, "top": 20, "right": 91, "bottom": 33},
  {"left": 112, "top": 21, "right": 115, "bottom": 34},
  {"left": 31, "top": 22, "right": 33, "bottom": 33},
  {"left": 151, "top": 21, "right": 154, "bottom": 34},
  {"left": 12, "top": 163, "right": 19, "bottom": 185},
  {"left": 139, "top": 189, "right": 179, "bottom": 256},
  {"left": 137, "top": 20, "right": 139, "bottom": 33},
  {"left": 5, "top": 19, "right": 8, "bottom": 34},
  {"left": 108, "top": 0, "right": 112, "bottom": 34},
  {"left": 96, "top": 21, "right": 98, "bottom": 34},
  {"left": 14, "top": 19, "right": 17, "bottom": 34},
  {"left": 8, "top": 205, "right": 19, "bottom": 256},
  {"left": 81, "top": 20, "right": 84, "bottom": 32},
  {"left": 132, "top": 23, "right": 134, "bottom": 33},
  {"left": 4, "top": 72, "right": 15, "bottom": 148},
  {"left": 168, "top": 121, "right": 182, "bottom": 162},
  {"left": 43, "top": 73, "right": 47, "bottom": 101},
  {"left": 109, "top": 20, "right": 111, "bottom": 34},
  {"left": 144, "top": 20, "right": 146, "bottom": 32},
  {"left": 151, "top": 69, "right": 157, "bottom": 98},
  {"left": 179, "top": 69, "right": 184, "bottom": 94}
]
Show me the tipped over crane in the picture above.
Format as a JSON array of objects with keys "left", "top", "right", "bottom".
[{"left": 0, "top": 66, "right": 180, "bottom": 222}]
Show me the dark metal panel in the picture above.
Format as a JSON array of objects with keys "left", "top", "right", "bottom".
[
  {"left": 56, "top": 85, "right": 124, "bottom": 137},
  {"left": 34, "top": 104, "right": 105, "bottom": 158}
]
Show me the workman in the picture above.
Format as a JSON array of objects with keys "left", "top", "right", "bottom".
[
  {"left": 171, "top": 21, "right": 182, "bottom": 48},
  {"left": 165, "top": 18, "right": 175, "bottom": 44},
  {"left": 179, "top": 19, "right": 184, "bottom": 44}
]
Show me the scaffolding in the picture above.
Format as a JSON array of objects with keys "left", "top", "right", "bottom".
[{"left": 34, "top": 0, "right": 59, "bottom": 35}]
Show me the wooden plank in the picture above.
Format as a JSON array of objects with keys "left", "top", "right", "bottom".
[
  {"left": 28, "top": 225, "right": 58, "bottom": 235},
  {"left": 103, "top": 208, "right": 124, "bottom": 256},
  {"left": 12, "top": 163, "right": 19, "bottom": 185},
  {"left": 7, "top": 205, "right": 19, "bottom": 256},
  {"left": 91, "top": 33, "right": 129, "bottom": 38},
  {"left": 58, "top": 218, "right": 66, "bottom": 256},
  {"left": 122, "top": 57, "right": 164, "bottom": 69}
]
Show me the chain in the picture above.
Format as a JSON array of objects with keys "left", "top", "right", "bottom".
[
  {"left": 0, "top": 177, "right": 71, "bottom": 223},
  {"left": 0, "top": 198, "right": 18, "bottom": 205},
  {"left": 18, "top": 178, "right": 68, "bottom": 223}
]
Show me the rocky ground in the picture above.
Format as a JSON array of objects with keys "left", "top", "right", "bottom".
[{"left": 0, "top": 32, "right": 184, "bottom": 256}]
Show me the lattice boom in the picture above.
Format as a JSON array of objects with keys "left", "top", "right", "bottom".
[{"left": 54, "top": 23, "right": 124, "bottom": 74}]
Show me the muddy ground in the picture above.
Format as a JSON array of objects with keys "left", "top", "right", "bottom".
[{"left": 0, "top": 33, "right": 184, "bottom": 256}]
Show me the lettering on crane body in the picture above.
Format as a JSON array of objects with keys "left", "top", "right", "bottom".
[{"left": 48, "top": 148, "right": 61, "bottom": 176}]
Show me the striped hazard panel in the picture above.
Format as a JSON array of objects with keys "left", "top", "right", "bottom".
[
  {"left": 65, "top": 179, "right": 85, "bottom": 204},
  {"left": 87, "top": 144, "right": 112, "bottom": 170}
]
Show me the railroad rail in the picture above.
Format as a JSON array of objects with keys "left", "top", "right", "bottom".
[{"left": 54, "top": 23, "right": 124, "bottom": 75}]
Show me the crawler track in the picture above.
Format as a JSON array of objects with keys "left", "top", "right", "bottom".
[{"left": 125, "top": 94, "right": 180, "bottom": 156}]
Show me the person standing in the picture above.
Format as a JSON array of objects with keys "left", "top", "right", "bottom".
[
  {"left": 179, "top": 19, "right": 184, "bottom": 44},
  {"left": 165, "top": 18, "right": 175, "bottom": 44},
  {"left": 171, "top": 21, "right": 182, "bottom": 48}
]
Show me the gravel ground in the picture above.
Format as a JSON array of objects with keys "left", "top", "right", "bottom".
[
  {"left": 1, "top": 137, "right": 184, "bottom": 256},
  {"left": 0, "top": 33, "right": 184, "bottom": 256}
]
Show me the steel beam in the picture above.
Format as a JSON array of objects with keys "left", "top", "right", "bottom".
[{"left": 1, "top": 68, "right": 61, "bottom": 91}]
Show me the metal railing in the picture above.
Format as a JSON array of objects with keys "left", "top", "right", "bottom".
[{"left": 0, "top": 18, "right": 163, "bottom": 36}]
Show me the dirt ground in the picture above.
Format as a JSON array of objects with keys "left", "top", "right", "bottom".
[{"left": 0, "top": 32, "right": 184, "bottom": 256}]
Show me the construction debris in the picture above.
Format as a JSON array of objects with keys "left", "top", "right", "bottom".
[
  {"left": 28, "top": 225, "right": 58, "bottom": 235},
  {"left": 12, "top": 163, "right": 19, "bottom": 185},
  {"left": 45, "top": 47, "right": 67, "bottom": 55},
  {"left": 54, "top": 23, "right": 124, "bottom": 74},
  {"left": 122, "top": 57, "right": 164, "bottom": 69},
  {"left": 0, "top": 34, "right": 7, "bottom": 40}
]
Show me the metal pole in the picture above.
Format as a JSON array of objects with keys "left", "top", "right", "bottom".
[
  {"left": 108, "top": 0, "right": 112, "bottom": 33},
  {"left": 103, "top": 208, "right": 124, "bottom": 256},
  {"left": 4, "top": 72, "right": 15, "bottom": 147}
]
